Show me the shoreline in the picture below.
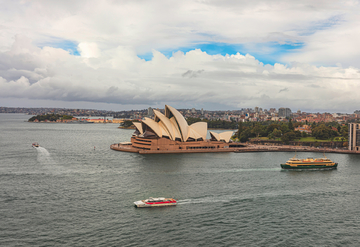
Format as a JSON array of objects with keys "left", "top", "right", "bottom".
[
  {"left": 110, "top": 142, "right": 359, "bottom": 155},
  {"left": 234, "top": 145, "right": 357, "bottom": 155}
]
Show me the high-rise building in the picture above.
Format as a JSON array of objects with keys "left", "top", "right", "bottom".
[
  {"left": 278, "top": 107, "right": 292, "bottom": 117},
  {"left": 148, "top": 107, "right": 154, "bottom": 117},
  {"left": 348, "top": 123, "right": 360, "bottom": 151}
]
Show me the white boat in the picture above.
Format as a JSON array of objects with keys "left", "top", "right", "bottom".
[{"left": 134, "top": 197, "right": 177, "bottom": 208}]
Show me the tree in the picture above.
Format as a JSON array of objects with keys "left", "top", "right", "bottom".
[
  {"left": 251, "top": 124, "right": 263, "bottom": 138},
  {"left": 272, "top": 128, "right": 282, "bottom": 139},
  {"left": 301, "top": 131, "right": 308, "bottom": 138},
  {"left": 294, "top": 130, "right": 302, "bottom": 138},
  {"left": 288, "top": 118, "right": 294, "bottom": 131},
  {"left": 312, "top": 124, "right": 332, "bottom": 139},
  {"left": 266, "top": 123, "right": 281, "bottom": 136},
  {"left": 28, "top": 114, "right": 73, "bottom": 122},
  {"left": 281, "top": 131, "right": 296, "bottom": 144},
  {"left": 237, "top": 121, "right": 243, "bottom": 140},
  {"left": 239, "top": 128, "right": 252, "bottom": 142},
  {"left": 340, "top": 125, "right": 349, "bottom": 139},
  {"left": 268, "top": 132, "right": 274, "bottom": 140},
  {"left": 281, "top": 124, "right": 290, "bottom": 134},
  {"left": 121, "top": 120, "right": 136, "bottom": 127}
]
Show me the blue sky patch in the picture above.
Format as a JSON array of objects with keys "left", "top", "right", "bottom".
[
  {"left": 137, "top": 41, "right": 305, "bottom": 65},
  {"left": 38, "top": 39, "right": 80, "bottom": 56}
]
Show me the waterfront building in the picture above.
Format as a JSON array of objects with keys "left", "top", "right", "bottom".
[
  {"left": 111, "top": 105, "right": 244, "bottom": 154},
  {"left": 348, "top": 123, "right": 360, "bottom": 151}
]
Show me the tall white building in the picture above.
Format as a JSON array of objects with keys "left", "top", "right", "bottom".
[{"left": 349, "top": 123, "right": 360, "bottom": 151}]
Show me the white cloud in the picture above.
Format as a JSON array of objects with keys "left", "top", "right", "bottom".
[
  {"left": 1, "top": 37, "right": 360, "bottom": 112},
  {"left": 1, "top": 1, "right": 360, "bottom": 112},
  {"left": 78, "top": 42, "right": 100, "bottom": 58}
]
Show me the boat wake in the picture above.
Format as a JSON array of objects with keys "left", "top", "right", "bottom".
[
  {"left": 36, "top": 147, "right": 55, "bottom": 165},
  {"left": 177, "top": 190, "right": 311, "bottom": 205},
  {"left": 177, "top": 196, "right": 238, "bottom": 205}
]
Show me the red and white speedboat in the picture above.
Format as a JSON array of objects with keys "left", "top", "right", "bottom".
[
  {"left": 32, "top": 142, "right": 40, "bottom": 148},
  {"left": 134, "top": 197, "right": 177, "bottom": 208}
]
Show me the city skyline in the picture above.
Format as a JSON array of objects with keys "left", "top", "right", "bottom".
[{"left": 1, "top": 1, "right": 360, "bottom": 112}]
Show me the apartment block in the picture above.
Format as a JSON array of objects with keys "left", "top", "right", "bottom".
[{"left": 348, "top": 123, "right": 360, "bottom": 151}]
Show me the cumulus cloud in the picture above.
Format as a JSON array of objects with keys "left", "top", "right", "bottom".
[
  {"left": 78, "top": 42, "right": 101, "bottom": 58},
  {"left": 1, "top": 36, "right": 360, "bottom": 112},
  {"left": 1, "top": 1, "right": 360, "bottom": 111}
]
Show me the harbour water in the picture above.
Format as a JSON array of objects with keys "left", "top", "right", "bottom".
[{"left": 1, "top": 113, "right": 360, "bottom": 246}]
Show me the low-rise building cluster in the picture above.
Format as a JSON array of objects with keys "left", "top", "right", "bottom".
[{"left": 2, "top": 106, "right": 360, "bottom": 124}]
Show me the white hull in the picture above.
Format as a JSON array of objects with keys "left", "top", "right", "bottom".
[
  {"left": 134, "top": 197, "right": 177, "bottom": 208},
  {"left": 134, "top": 201, "right": 177, "bottom": 208}
]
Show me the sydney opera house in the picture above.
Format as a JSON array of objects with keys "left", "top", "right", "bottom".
[{"left": 110, "top": 105, "right": 244, "bottom": 154}]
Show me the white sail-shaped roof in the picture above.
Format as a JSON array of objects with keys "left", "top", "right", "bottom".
[
  {"left": 187, "top": 127, "right": 203, "bottom": 141},
  {"left": 170, "top": 117, "right": 182, "bottom": 140},
  {"left": 133, "top": 122, "right": 143, "bottom": 135},
  {"left": 153, "top": 109, "right": 175, "bottom": 140},
  {"left": 210, "top": 131, "right": 220, "bottom": 141},
  {"left": 142, "top": 117, "right": 162, "bottom": 137},
  {"left": 158, "top": 121, "right": 170, "bottom": 138},
  {"left": 218, "top": 131, "right": 233, "bottom": 143},
  {"left": 210, "top": 131, "right": 233, "bottom": 143},
  {"left": 189, "top": 122, "right": 207, "bottom": 140},
  {"left": 165, "top": 105, "right": 188, "bottom": 141}
]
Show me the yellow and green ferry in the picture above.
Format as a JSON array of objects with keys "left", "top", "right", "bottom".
[{"left": 281, "top": 154, "right": 338, "bottom": 170}]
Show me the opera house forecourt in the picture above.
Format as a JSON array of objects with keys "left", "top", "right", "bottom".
[{"left": 110, "top": 105, "right": 245, "bottom": 154}]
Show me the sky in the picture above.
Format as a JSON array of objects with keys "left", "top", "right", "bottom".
[{"left": 1, "top": 0, "right": 360, "bottom": 113}]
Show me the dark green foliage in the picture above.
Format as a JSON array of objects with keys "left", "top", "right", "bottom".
[
  {"left": 237, "top": 121, "right": 243, "bottom": 140},
  {"left": 62, "top": 115, "right": 73, "bottom": 119},
  {"left": 186, "top": 119, "right": 347, "bottom": 143},
  {"left": 266, "top": 123, "right": 282, "bottom": 134},
  {"left": 311, "top": 124, "right": 338, "bottom": 140},
  {"left": 288, "top": 118, "right": 294, "bottom": 131},
  {"left": 272, "top": 128, "right": 282, "bottom": 139},
  {"left": 186, "top": 117, "right": 204, "bottom": 125},
  {"left": 239, "top": 128, "right": 254, "bottom": 142},
  {"left": 186, "top": 118, "right": 237, "bottom": 129},
  {"left": 281, "top": 131, "right": 297, "bottom": 144},
  {"left": 28, "top": 114, "right": 73, "bottom": 122},
  {"left": 251, "top": 123, "right": 264, "bottom": 137},
  {"left": 120, "top": 120, "right": 139, "bottom": 127},
  {"left": 338, "top": 124, "right": 348, "bottom": 140}
]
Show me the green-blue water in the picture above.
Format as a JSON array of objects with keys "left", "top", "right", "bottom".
[{"left": 1, "top": 113, "right": 360, "bottom": 246}]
